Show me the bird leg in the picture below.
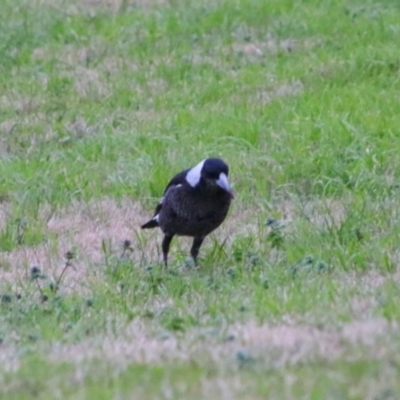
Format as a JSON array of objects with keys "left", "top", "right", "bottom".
[
  {"left": 162, "top": 234, "right": 174, "bottom": 267},
  {"left": 190, "top": 236, "right": 205, "bottom": 266}
]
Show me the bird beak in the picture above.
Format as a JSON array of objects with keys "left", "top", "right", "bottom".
[{"left": 216, "top": 173, "right": 235, "bottom": 198}]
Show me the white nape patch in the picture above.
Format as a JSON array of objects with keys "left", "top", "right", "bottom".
[
  {"left": 216, "top": 172, "right": 232, "bottom": 193},
  {"left": 186, "top": 160, "right": 205, "bottom": 187}
]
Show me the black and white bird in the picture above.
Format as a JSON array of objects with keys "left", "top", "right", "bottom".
[{"left": 141, "top": 158, "right": 234, "bottom": 266}]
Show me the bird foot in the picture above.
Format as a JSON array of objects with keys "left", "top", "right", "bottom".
[{"left": 181, "top": 257, "right": 198, "bottom": 270}]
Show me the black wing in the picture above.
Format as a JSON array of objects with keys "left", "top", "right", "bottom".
[
  {"left": 141, "top": 168, "right": 189, "bottom": 229},
  {"left": 163, "top": 168, "right": 189, "bottom": 194}
]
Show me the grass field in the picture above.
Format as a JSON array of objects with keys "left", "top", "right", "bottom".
[{"left": 1, "top": 0, "right": 400, "bottom": 398}]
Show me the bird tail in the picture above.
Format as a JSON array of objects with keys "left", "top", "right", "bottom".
[{"left": 141, "top": 218, "right": 159, "bottom": 229}]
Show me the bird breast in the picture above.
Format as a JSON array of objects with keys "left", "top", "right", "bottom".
[{"left": 159, "top": 185, "right": 232, "bottom": 236}]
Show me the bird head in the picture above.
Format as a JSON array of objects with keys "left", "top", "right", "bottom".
[{"left": 186, "top": 158, "right": 234, "bottom": 198}]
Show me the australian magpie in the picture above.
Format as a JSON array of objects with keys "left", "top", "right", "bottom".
[{"left": 141, "top": 158, "right": 234, "bottom": 266}]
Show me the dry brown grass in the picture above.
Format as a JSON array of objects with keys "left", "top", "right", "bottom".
[
  {"left": 232, "top": 34, "right": 318, "bottom": 57},
  {"left": 0, "top": 196, "right": 393, "bottom": 288},
  {"left": 37, "top": 0, "right": 169, "bottom": 15},
  {"left": 0, "top": 197, "right": 398, "bottom": 390},
  {"left": 46, "top": 316, "right": 397, "bottom": 369},
  {"left": 0, "top": 198, "right": 150, "bottom": 291},
  {"left": 0, "top": 197, "right": 259, "bottom": 288},
  {"left": 255, "top": 80, "right": 304, "bottom": 106}
]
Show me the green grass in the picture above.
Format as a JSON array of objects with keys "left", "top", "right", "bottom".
[{"left": 1, "top": 0, "right": 400, "bottom": 398}]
